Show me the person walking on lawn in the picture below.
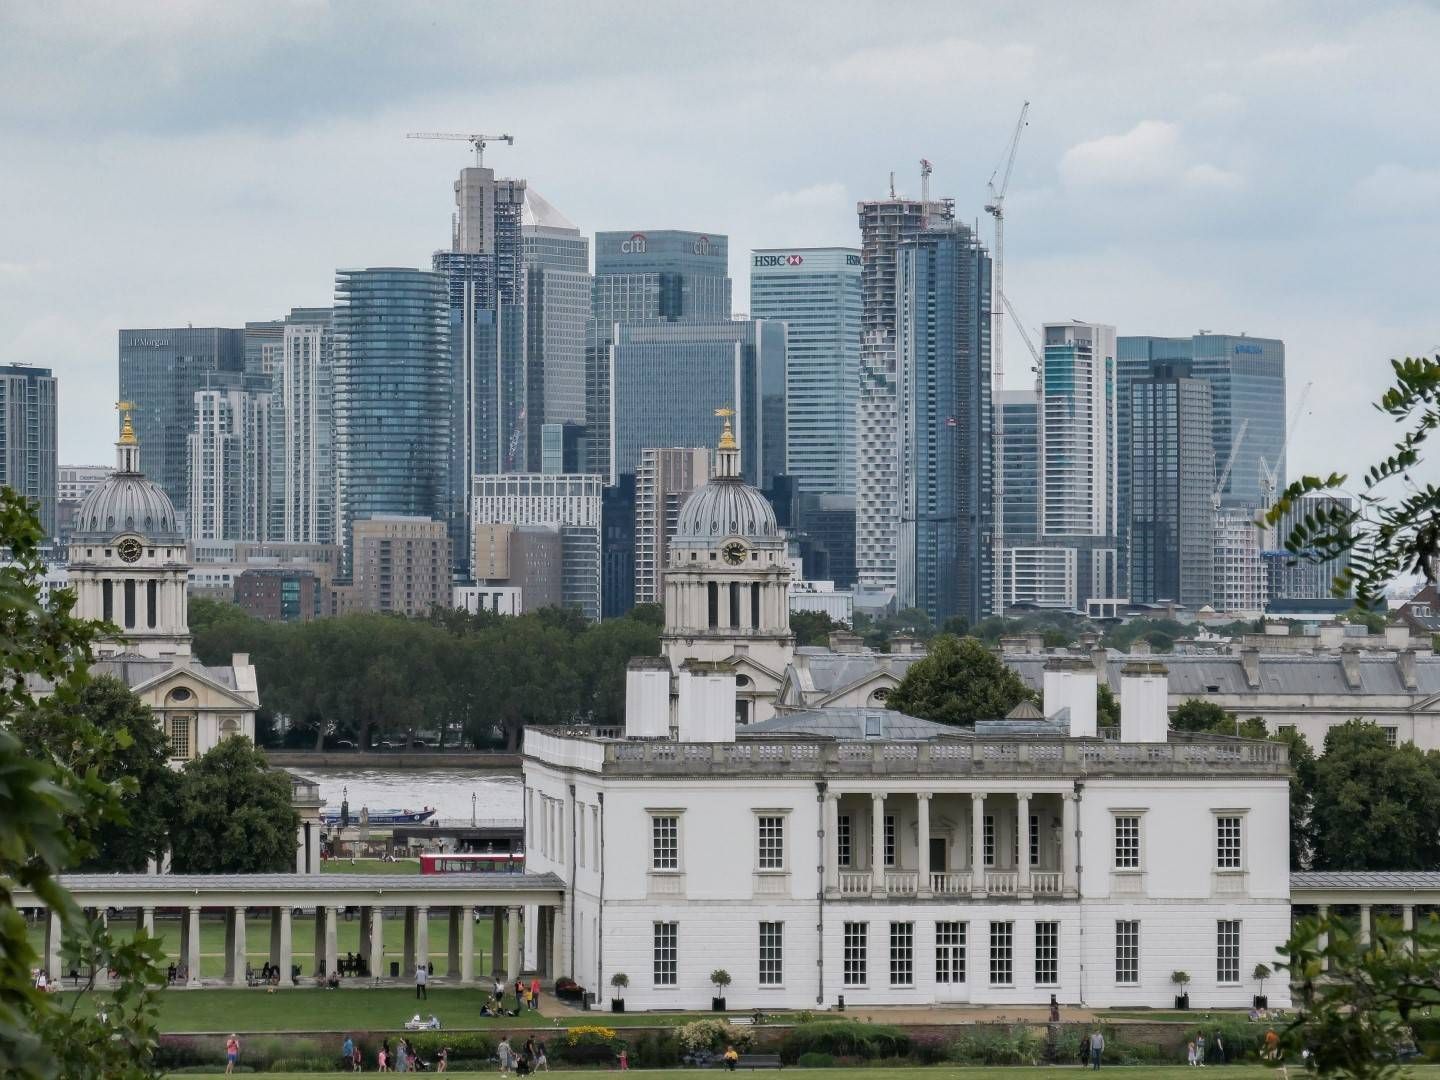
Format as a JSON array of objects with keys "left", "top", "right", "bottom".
[
  {"left": 497, "top": 1034, "right": 515, "bottom": 1077},
  {"left": 415, "top": 963, "right": 428, "bottom": 1000},
  {"left": 514, "top": 977, "right": 524, "bottom": 1011},
  {"left": 224, "top": 1034, "right": 240, "bottom": 1075},
  {"left": 530, "top": 975, "right": 541, "bottom": 1010},
  {"left": 1089, "top": 1030, "right": 1104, "bottom": 1069}
]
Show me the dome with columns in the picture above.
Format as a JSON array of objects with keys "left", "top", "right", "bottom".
[
  {"left": 672, "top": 409, "right": 780, "bottom": 547},
  {"left": 71, "top": 410, "right": 183, "bottom": 543}
]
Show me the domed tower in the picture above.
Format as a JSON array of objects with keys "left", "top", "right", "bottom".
[
  {"left": 662, "top": 409, "right": 794, "bottom": 721},
  {"left": 68, "top": 406, "right": 191, "bottom": 657}
]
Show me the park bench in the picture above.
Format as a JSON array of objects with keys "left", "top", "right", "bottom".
[{"left": 713, "top": 1053, "right": 783, "bottom": 1069}]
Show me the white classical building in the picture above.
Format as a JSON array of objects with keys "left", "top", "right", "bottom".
[{"left": 523, "top": 424, "right": 1292, "bottom": 1011}]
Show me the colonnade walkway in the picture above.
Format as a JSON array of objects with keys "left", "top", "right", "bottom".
[{"left": 18, "top": 872, "right": 565, "bottom": 989}]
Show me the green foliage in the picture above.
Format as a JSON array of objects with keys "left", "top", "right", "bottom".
[
  {"left": 796, "top": 1051, "right": 836, "bottom": 1067},
  {"left": 790, "top": 609, "right": 845, "bottom": 646},
  {"left": 1263, "top": 354, "right": 1440, "bottom": 608},
  {"left": 168, "top": 737, "right": 299, "bottom": 873},
  {"left": 1097, "top": 683, "right": 1120, "bottom": 728},
  {"left": 710, "top": 968, "right": 731, "bottom": 989},
  {"left": 609, "top": 972, "right": 629, "bottom": 988},
  {"left": 1171, "top": 970, "right": 1191, "bottom": 986},
  {"left": 12, "top": 676, "right": 175, "bottom": 871},
  {"left": 1101, "top": 617, "right": 1194, "bottom": 654},
  {"left": 1311, "top": 720, "right": 1440, "bottom": 870},
  {"left": 626, "top": 1029, "right": 681, "bottom": 1066},
  {"left": 403, "top": 1030, "right": 494, "bottom": 1062},
  {"left": 851, "top": 608, "right": 933, "bottom": 649},
  {"left": 779, "top": 1020, "right": 911, "bottom": 1063},
  {"left": 947, "top": 1026, "right": 1045, "bottom": 1065},
  {"left": 884, "top": 634, "right": 1037, "bottom": 726},
  {"left": 0, "top": 487, "right": 166, "bottom": 1078},
  {"left": 676, "top": 1019, "right": 753, "bottom": 1053}
]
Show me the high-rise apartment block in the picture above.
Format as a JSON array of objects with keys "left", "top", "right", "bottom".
[
  {"left": 472, "top": 473, "right": 602, "bottom": 620},
  {"left": 749, "top": 247, "right": 861, "bottom": 497},
  {"left": 633, "top": 447, "right": 710, "bottom": 605},
  {"left": 332, "top": 269, "right": 450, "bottom": 574},
  {"left": 58, "top": 464, "right": 113, "bottom": 541},
  {"left": 0, "top": 364, "right": 57, "bottom": 538},
  {"left": 609, "top": 319, "right": 785, "bottom": 491},
  {"left": 119, "top": 327, "right": 245, "bottom": 523},
  {"left": 996, "top": 389, "right": 1040, "bottom": 547},
  {"left": 1265, "top": 494, "right": 1353, "bottom": 602},
  {"left": 855, "top": 191, "right": 952, "bottom": 596},
  {"left": 1040, "top": 321, "right": 1119, "bottom": 608},
  {"left": 894, "top": 221, "right": 993, "bottom": 624},
  {"left": 1213, "top": 507, "right": 1268, "bottom": 614},
  {"left": 277, "top": 307, "right": 336, "bottom": 545},
  {"left": 1128, "top": 366, "right": 1216, "bottom": 607},
  {"left": 188, "top": 375, "right": 271, "bottom": 542},
  {"left": 587, "top": 230, "right": 732, "bottom": 480},
  {"left": 243, "top": 319, "right": 285, "bottom": 379},
  {"left": 473, "top": 522, "right": 565, "bottom": 611},
  {"left": 523, "top": 191, "right": 591, "bottom": 471},
  {"left": 351, "top": 514, "right": 451, "bottom": 616}
]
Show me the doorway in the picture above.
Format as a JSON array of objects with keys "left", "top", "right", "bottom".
[{"left": 929, "top": 837, "right": 947, "bottom": 873}]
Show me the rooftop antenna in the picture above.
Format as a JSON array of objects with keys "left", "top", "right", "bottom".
[{"left": 406, "top": 131, "right": 515, "bottom": 168}]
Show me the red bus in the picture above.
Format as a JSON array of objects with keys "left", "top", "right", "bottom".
[{"left": 419, "top": 852, "right": 525, "bottom": 875}]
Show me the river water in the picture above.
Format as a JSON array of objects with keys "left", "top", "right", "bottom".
[{"left": 306, "top": 766, "right": 523, "bottom": 822}]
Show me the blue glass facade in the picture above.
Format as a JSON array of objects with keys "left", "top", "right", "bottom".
[
  {"left": 895, "top": 223, "right": 993, "bottom": 624},
  {"left": 997, "top": 389, "right": 1039, "bottom": 547},
  {"left": 333, "top": 268, "right": 451, "bottom": 572}
]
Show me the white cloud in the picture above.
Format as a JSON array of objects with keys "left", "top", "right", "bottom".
[
  {"left": 1354, "top": 163, "right": 1440, "bottom": 217},
  {"left": 1059, "top": 121, "right": 1183, "bottom": 188},
  {"left": 767, "top": 183, "right": 848, "bottom": 210},
  {"left": 825, "top": 36, "right": 1034, "bottom": 88},
  {"left": 1183, "top": 163, "right": 1243, "bottom": 191},
  {"left": 1257, "top": 42, "right": 1354, "bottom": 68}
]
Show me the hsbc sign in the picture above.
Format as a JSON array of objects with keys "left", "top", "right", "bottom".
[{"left": 753, "top": 254, "right": 805, "bottom": 267}]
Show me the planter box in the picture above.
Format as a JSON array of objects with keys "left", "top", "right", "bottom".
[
  {"left": 1175, "top": 994, "right": 1190, "bottom": 1010},
  {"left": 1254, "top": 995, "right": 1268, "bottom": 1009},
  {"left": 611, "top": 999, "right": 625, "bottom": 1013},
  {"left": 712, "top": 996, "right": 727, "bottom": 1012}
]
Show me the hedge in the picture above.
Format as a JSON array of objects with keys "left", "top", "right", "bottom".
[{"left": 779, "top": 1021, "right": 911, "bottom": 1063}]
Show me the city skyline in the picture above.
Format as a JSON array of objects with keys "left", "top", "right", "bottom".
[{"left": 3, "top": 2, "right": 1435, "bottom": 494}]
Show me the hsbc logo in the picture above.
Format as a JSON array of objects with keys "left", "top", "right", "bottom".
[
  {"left": 752, "top": 254, "right": 805, "bottom": 267},
  {"left": 786, "top": 254, "right": 804, "bottom": 265},
  {"left": 620, "top": 233, "right": 647, "bottom": 254}
]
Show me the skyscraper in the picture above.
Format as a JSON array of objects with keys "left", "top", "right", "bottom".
[
  {"left": 472, "top": 473, "right": 602, "bottom": 620},
  {"left": 432, "top": 161, "right": 527, "bottom": 573},
  {"left": 749, "top": 247, "right": 861, "bottom": 497},
  {"left": 894, "top": 221, "right": 993, "bottom": 624},
  {"left": 996, "top": 389, "right": 1040, "bottom": 547},
  {"left": 0, "top": 364, "right": 57, "bottom": 538},
  {"left": 188, "top": 374, "right": 271, "bottom": 542},
  {"left": 1128, "top": 365, "right": 1215, "bottom": 607},
  {"left": 609, "top": 319, "right": 786, "bottom": 490},
  {"left": 118, "top": 327, "right": 245, "bottom": 522},
  {"left": 1041, "top": 321, "right": 1118, "bottom": 608},
  {"left": 587, "top": 230, "right": 732, "bottom": 480},
  {"left": 278, "top": 307, "right": 336, "bottom": 545},
  {"left": 633, "top": 447, "right": 710, "bottom": 605},
  {"left": 332, "top": 268, "right": 450, "bottom": 573},
  {"left": 243, "top": 319, "right": 285, "bottom": 379},
  {"left": 1265, "top": 494, "right": 1353, "bottom": 601},
  {"left": 854, "top": 191, "right": 953, "bottom": 596},
  {"left": 523, "top": 190, "right": 591, "bottom": 472}
]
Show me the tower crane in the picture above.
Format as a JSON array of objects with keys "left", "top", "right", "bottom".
[
  {"left": 1258, "top": 380, "right": 1313, "bottom": 511},
  {"left": 919, "top": 159, "right": 933, "bottom": 226},
  {"left": 985, "top": 101, "right": 1030, "bottom": 616},
  {"left": 406, "top": 131, "right": 514, "bottom": 168},
  {"left": 1213, "top": 418, "right": 1251, "bottom": 512}
]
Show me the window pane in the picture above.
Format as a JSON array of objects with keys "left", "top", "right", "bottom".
[
  {"left": 989, "top": 921, "right": 1013, "bottom": 986},
  {"left": 759, "top": 922, "right": 783, "bottom": 986},
  {"left": 889, "top": 922, "right": 914, "bottom": 986},
  {"left": 1217, "top": 920, "right": 1240, "bottom": 984},
  {"left": 1115, "top": 920, "right": 1139, "bottom": 985},
  {"left": 1035, "top": 921, "right": 1059, "bottom": 986},
  {"left": 837, "top": 815, "right": 851, "bottom": 868},
  {"left": 652, "top": 816, "right": 678, "bottom": 870},
  {"left": 935, "top": 921, "right": 966, "bottom": 984},
  {"left": 884, "top": 815, "right": 896, "bottom": 867},
  {"left": 653, "top": 922, "right": 677, "bottom": 986},
  {"left": 758, "top": 816, "right": 785, "bottom": 870},
  {"left": 843, "top": 922, "right": 868, "bottom": 986},
  {"left": 1114, "top": 816, "right": 1140, "bottom": 869},
  {"left": 1216, "top": 817, "right": 1242, "bottom": 869}
]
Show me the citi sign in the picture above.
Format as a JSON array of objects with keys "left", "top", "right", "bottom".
[
  {"left": 693, "top": 235, "right": 717, "bottom": 256},
  {"left": 619, "top": 233, "right": 647, "bottom": 254},
  {"left": 753, "top": 254, "right": 805, "bottom": 267}
]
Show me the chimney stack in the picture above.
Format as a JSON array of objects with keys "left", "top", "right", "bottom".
[
  {"left": 677, "top": 660, "right": 737, "bottom": 742},
  {"left": 1120, "top": 660, "right": 1170, "bottom": 743},
  {"left": 1240, "top": 646, "right": 1261, "bottom": 689},
  {"left": 828, "top": 630, "right": 864, "bottom": 654},
  {"left": 1399, "top": 648, "right": 1419, "bottom": 691},
  {"left": 624, "top": 657, "right": 672, "bottom": 738},
  {"left": 1043, "top": 657, "right": 1098, "bottom": 738},
  {"left": 1341, "top": 645, "right": 1363, "bottom": 690}
]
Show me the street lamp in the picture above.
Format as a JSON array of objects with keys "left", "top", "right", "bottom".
[{"left": 471, "top": 792, "right": 477, "bottom": 827}]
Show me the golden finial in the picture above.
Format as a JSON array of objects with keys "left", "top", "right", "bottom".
[
  {"left": 116, "top": 401, "right": 137, "bottom": 444},
  {"left": 714, "top": 406, "right": 738, "bottom": 451}
]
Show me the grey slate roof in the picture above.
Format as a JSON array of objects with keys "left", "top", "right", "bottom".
[
  {"left": 740, "top": 707, "right": 956, "bottom": 741},
  {"left": 92, "top": 655, "right": 241, "bottom": 690},
  {"left": 1292, "top": 871, "right": 1440, "bottom": 890},
  {"left": 788, "top": 648, "right": 924, "bottom": 695}
]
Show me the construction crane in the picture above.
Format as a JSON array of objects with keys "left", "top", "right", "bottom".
[
  {"left": 406, "top": 131, "right": 514, "bottom": 168},
  {"left": 985, "top": 101, "right": 1030, "bottom": 616},
  {"left": 1213, "top": 418, "right": 1251, "bottom": 512},
  {"left": 1258, "top": 380, "right": 1313, "bottom": 511},
  {"left": 1001, "top": 294, "right": 1043, "bottom": 375},
  {"left": 919, "top": 159, "right": 933, "bottom": 226}
]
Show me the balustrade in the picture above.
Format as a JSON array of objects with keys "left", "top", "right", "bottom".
[
  {"left": 985, "top": 871, "right": 1019, "bottom": 895},
  {"left": 838, "top": 870, "right": 872, "bottom": 896},
  {"left": 884, "top": 870, "right": 918, "bottom": 896},
  {"left": 930, "top": 871, "right": 972, "bottom": 895},
  {"left": 1031, "top": 872, "right": 1062, "bottom": 895}
]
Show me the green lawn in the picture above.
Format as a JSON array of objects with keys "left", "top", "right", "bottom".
[
  {"left": 321, "top": 858, "right": 422, "bottom": 875},
  {"left": 29, "top": 911, "right": 498, "bottom": 980}
]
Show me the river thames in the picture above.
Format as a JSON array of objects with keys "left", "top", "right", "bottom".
[{"left": 306, "top": 765, "right": 523, "bottom": 821}]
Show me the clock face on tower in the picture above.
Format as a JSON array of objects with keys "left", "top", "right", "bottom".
[
  {"left": 721, "top": 540, "right": 748, "bottom": 565},
  {"left": 117, "top": 537, "right": 143, "bottom": 564}
]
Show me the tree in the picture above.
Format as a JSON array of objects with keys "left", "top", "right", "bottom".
[
  {"left": 0, "top": 487, "right": 165, "bottom": 1078},
  {"left": 575, "top": 612, "right": 663, "bottom": 725},
  {"left": 1274, "top": 727, "right": 1318, "bottom": 870},
  {"left": 13, "top": 676, "right": 175, "bottom": 871},
  {"left": 1097, "top": 684, "right": 1120, "bottom": 729},
  {"left": 475, "top": 620, "right": 581, "bottom": 748},
  {"left": 1310, "top": 720, "right": 1440, "bottom": 871},
  {"left": 790, "top": 609, "right": 843, "bottom": 647},
  {"left": 1265, "top": 354, "right": 1440, "bottom": 607},
  {"left": 884, "top": 635, "right": 1037, "bottom": 726},
  {"left": 168, "top": 737, "right": 299, "bottom": 873}
]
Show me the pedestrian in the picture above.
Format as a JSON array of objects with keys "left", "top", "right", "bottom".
[
  {"left": 498, "top": 1034, "right": 515, "bottom": 1077},
  {"left": 1214, "top": 1033, "right": 1226, "bottom": 1064},
  {"left": 1089, "top": 1030, "right": 1104, "bottom": 1070},
  {"left": 35, "top": 970, "right": 47, "bottom": 993},
  {"left": 343, "top": 1035, "right": 355, "bottom": 1070},
  {"left": 1196, "top": 1033, "right": 1206, "bottom": 1066},
  {"left": 494, "top": 974, "right": 505, "bottom": 999},
  {"left": 1265, "top": 1029, "right": 1280, "bottom": 1062},
  {"left": 1049, "top": 993, "right": 1060, "bottom": 1023},
  {"left": 535, "top": 1039, "right": 549, "bottom": 1072},
  {"left": 619, "top": 1047, "right": 629, "bottom": 1071},
  {"left": 525, "top": 1037, "right": 537, "bottom": 1064},
  {"left": 381, "top": 1038, "right": 392, "bottom": 1073},
  {"left": 396, "top": 1038, "right": 409, "bottom": 1073},
  {"left": 224, "top": 1034, "right": 240, "bottom": 1076},
  {"left": 416, "top": 963, "right": 428, "bottom": 1000},
  {"left": 723, "top": 1045, "right": 740, "bottom": 1071},
  {"left": 523, "top": 985, "right": 533, "bottom": 1011},
  {"left": 530, "top": 975, "right": 541, "bottom": 1010},
  {"left": 1187, "top": 1040, "right": 1197, "bottom": 1067},
  {"left": 514, "top": 978, "right": 524, "bottom": 1011},
  {"left": 353, "top": 1039, "right": 363, "bottom": 1072}
]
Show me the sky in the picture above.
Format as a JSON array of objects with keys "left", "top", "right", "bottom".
[{"left": 2, "top": 0, "right": 1438, "bottom": 497}]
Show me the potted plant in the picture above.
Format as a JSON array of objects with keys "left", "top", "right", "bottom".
[
  {"left": 710, "top": 969, "right": 731, "bottom": 1012},
  {"left": 1253, "top": 963, "right": 1271, "bottom": 1009},
  {"left": 610, "top": 972, "right": 628, "bottom": 1013},
  {"left": 1171, "top": 970, "right": 1191, "bottom": 1010}
]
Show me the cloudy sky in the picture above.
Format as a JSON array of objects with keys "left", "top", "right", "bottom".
[{"left": 3, "top": 0, "right": 1438, "bottom": 493}]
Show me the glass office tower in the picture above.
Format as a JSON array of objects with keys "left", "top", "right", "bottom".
[
  {"left": 0, "top": 364, "right": 58, "bottom": 538},
  {"left": 332, "top": 268, "right": 450, "bottom": 573},
  {"left": 749, "top": 247, "right": 861, "bottom": 497}
]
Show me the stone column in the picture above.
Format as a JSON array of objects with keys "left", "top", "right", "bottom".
[
  {"left": 358, "top": 907, "right": 373, "bottom": 972},
  {"left": 230, "top": 906, "right": 248, "bottom": 986},
  {"left": 1403, "top": 904, "right": 1416, "bottom": 954},
  {"left": 1061, "top": 792, "right": 1078, "bottom": 896},
  {"left": 1316, "top": 904, "right": 1329, "bottom": 972},
  {"left": 917, "top": 792, "right": 932, "bottom": 898},
  {"left": 461, "top": 907, "right": 476, "bottom": 984},
  {"left": 1359, "top": 904, "right": 1373, "bottom": 947},
  {"left": 415, "top": 905, "right": 429, "bottom": 976},
  {"left": 823, "top": 792, "right": 840, "bottom": 895},
  {"left": 870, "top": 792, "right": 887, "bottom": 897},
  {"left": 403, "top": 907, "right": 417, "bottom": 973},
  {"left": 368, "top": 906, "right": 384, "bottom": 983},
  {"left": 185, "top": 906, "right": 202, "bottom": 987},
  {"left": 269, "top": 908, "right": 283, "bottom": 975},
  {"left": 506, "top": 905, "right": 521, "bottom": 980},
  {"left": 523, "top": 903, "right": 539, "bottom": 971},
  {"left": 137, "top": 906, "right": 155, "bottom": 936},
  {"left": 45, "top": 908, "right": 63, "bottom": 981},
  {"left": 447, "top": 907, "right": 463, "bottom": 978},
  {"left": 324, "top": 906, "right": 339, "bottom": 978},
  {"left": 279, "top": 906, "right": 293, "bottom": 986},
  {"left": 970, "top": 793, "right": 987, "bottom": 898},
  {"left": 314, "top": 906, "right": 327, "bottom": 981},
  {"left": 223, "top": 908, "right": 237, "bottom": 984},
  {"left": 1017, "top": 792, "right": 1033, "bottom": 898},
  {"left": 549, "top": 903, "right": 567, "bottom": 982}
]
